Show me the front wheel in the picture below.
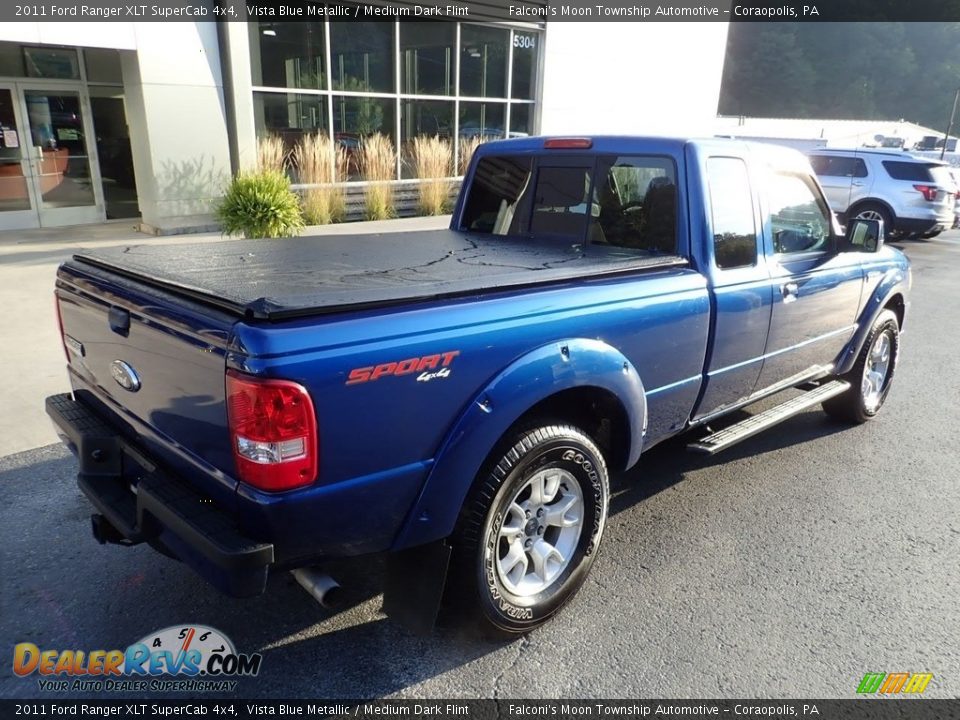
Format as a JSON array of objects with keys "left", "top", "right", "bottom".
[
  {"left": 823, "top": 309, "right": 900, "bottom": 423},
  {"left": 449, "top": 424, "right": 610, "bottom": 636}
]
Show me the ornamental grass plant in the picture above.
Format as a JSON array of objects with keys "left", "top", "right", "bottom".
[
  {"left": 458, "top": 135, "right": 484, "bottom": 176},
  {"left": 293, "top": 133, "right": 348, "bottom": 225},
  {"left": 410, "top": 136, "right": 454, "bottom": 216},
  {"left": 257, "top": 134, "right": 288, "bottom": 174},
  {"left": 359, "top": 133, "right": 397, "bottom": 221}
]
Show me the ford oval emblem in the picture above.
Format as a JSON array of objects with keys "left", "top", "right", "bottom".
[{"left": 110, "top": 360, "right": 141, "bottom": 392}]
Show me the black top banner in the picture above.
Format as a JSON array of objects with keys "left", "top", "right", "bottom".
[
  {"left": 8, "top": 0, "right": 960, "bottom": 23},
  {"left": 1, "top": 700, "right": 958, "bottom": 720}
]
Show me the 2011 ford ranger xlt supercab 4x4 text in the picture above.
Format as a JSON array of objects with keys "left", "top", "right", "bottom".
[{"left": 47, "top": 136, "right": 910, "bottom": 636}]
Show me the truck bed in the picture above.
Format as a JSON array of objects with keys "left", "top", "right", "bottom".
[{"left": 73, "top": 229, "right": 684, "bottom": 320}]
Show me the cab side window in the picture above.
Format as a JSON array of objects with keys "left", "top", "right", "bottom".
[
  {"left": 767, "top": 172, "right": 832, "bottom": 255},
  {"left": 707, "top": 157, "right": 757, "bottom": 269},
  {"left": 589, "top": 156, "right": 677, "bottom": 254}
]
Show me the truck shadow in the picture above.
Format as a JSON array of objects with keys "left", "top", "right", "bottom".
[
  {"left": 0, "top": 447, "right": 506, "bottom": 700},
  {"left": 0, "top": 409, "right": 853, "bottom": 699},
  {"left": 610, "top": 408, "right": 852, "bottom": 514}
]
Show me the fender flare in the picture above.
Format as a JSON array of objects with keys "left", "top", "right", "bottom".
[
  {"left": 836, "top": 267, "right": 908, "bottom": 375},
  {"left": 390, "top": 338, "right": 647, "bottom": 551}
]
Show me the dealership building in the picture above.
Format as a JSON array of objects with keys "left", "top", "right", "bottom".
[{"left": 0, "top": 13, "right": 728, "bottom": 233}]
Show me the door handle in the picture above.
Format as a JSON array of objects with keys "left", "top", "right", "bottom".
[
  {"left": 781, "top": 282, "right": 799, "bottom": 302},
  {"left": 851, "top": 181, "right": 865, "bottom": 187}
]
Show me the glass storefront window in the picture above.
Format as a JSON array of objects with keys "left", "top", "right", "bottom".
[
  {"left": 460, "top": 101, "right": 505, "bottom": 141},
  {"left": 330, "top": 22, "right": 394, "bottom": 93},
  {"left": 511, "top": 32, "right": 537, "bottom": 100},
  {"left": 0, "top": 42, "right": 26, "bottom": 77},
  {"left": 333, "top": 95, "right": 393, "bottom": 138},
  {"left": 23, "top": 47, "right": 80, "bottom": 80},
  {"left": 0, "top": 88, "right": 30, "bottom": 212},
  {"left": 509, "top": 103, "right": 534, "bottom": 137},
  {"left": 24, "top": 91, "right": 94, "bottom": 208},
  {"left": 460, "top": 25, "right": 508, "bottom": 98},
  {"left": 254, "top": 92, "right": 328, "bottom": 147},
  {"left": 84, "top": 48, "right": 122, "bottom": 84},
  {"left": 333, "top": 95, "right": 395, "bottom": 179},
  {"left": 250, "top": 22, "right": 327, "bottom": 91},
  {"left": 401, "top": 99, "right": 453, "bottom": 140},
  {"left": 400, "top": 99, "right": 454, "bottom": 178},
  {"left": 400, "top": 22, "right": 454, "bottom": 96},
  {"left": 249, "top": 22, "right": 541, "bottom": 182}
]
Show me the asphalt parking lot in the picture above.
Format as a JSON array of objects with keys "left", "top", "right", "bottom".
[{"left": 1, "top": 231, "right": 958, "bottom": 700}]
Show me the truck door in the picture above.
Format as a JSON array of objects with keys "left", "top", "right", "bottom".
[
  {"left": 755, "top": 168, "right": 863, "bottom": 389},
  {"left": 693, "top": 155, "right": 774, "bottom": 420}
]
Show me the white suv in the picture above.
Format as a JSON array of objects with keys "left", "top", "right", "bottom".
[{"left": 808, "top": 149, "right": 956, "bottom": 238}]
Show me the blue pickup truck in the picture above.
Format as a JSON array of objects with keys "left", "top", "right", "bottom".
[{"left": 47, "top": 136, "right": 910, "bottom": 636}]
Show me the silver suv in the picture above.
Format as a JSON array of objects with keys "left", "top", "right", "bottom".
[{"left": 807, "top": 149, "right": 956, "bottom": 238}]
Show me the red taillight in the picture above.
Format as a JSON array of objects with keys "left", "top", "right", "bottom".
[
  {"left": 226, "top": 370, "right": 318, "bottom": 492},
  {"left": 544, "top": 137, "right": 593, "bottom": 149},
  {"left": 913, "top": 184, "right": 939, "bottom": 201}
]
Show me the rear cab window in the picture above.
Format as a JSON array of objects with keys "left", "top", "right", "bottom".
[{"left": 459, "top": 152, "right": 679, "bottom": 256}]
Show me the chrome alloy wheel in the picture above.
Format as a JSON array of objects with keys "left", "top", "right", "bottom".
[
  {"left": 495, "top": 468, "right": 584, "bottom": 597},
  {"left": 855, "top": 209, "right": 885, "bottom": 222},
  {"left": 862, "top": 330, "right": 893, "bottom": 413}
]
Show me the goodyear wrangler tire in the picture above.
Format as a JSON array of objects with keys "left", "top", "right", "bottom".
[{"left": 451, "top": 424, "right": 609, "bottom": 636}]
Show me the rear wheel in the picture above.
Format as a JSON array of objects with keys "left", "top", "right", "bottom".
[
  {"left": 851, "top": 203, "right": 894, "bottom": 237},
  {"left": 823, "top": 309, "right": 900, "bottom": 423},
  {"left": 449, "top": 424, "right": 609, "bottom": 636}
]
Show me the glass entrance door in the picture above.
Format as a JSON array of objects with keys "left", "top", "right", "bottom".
[
  {"left": 0, "top": 84, "right": 37, "bottom": 230},
  {"left": 20, "top": 86, "right": 103, "bottom": 227}
]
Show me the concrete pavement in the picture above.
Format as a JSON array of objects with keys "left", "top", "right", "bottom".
[
  {"left": 0, "top": 216, "right": 450, "bottom": 457},
  {"left": 0, "top": 233, "right": 958, "bottom": 699}
]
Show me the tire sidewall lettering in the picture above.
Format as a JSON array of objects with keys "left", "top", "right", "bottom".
[{"left": 479, "top": 433, "right": 609, "bottom": 628}]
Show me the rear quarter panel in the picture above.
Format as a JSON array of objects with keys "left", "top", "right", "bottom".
[{"left": 230, "top": 270, "right": 709, "bottom": 559}]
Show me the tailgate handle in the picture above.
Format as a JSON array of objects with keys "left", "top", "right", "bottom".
[{"left": 108, "top": 306, "right": 131, "bottom": 336}]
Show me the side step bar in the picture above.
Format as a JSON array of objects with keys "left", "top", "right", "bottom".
[{"left": 688, "top": 380, "right": 851, "bottom": 455}]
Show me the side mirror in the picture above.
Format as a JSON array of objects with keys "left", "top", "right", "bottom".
[{"left": 843, "top": 217, "right": 884, "bottom": 253}]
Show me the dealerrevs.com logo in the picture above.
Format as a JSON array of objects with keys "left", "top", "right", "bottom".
[{"left": 13, "top": 625, "right": 262, "bottom": 693}]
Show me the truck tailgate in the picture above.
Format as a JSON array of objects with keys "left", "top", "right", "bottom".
[{"left": 55, "top": 260, "right": 238, "bottom": 494}]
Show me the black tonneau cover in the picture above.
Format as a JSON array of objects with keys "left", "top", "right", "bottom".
[{"left": 74, "top": 229, "right": 684, "bottom": 320}]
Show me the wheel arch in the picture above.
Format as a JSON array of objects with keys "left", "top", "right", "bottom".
[
  {"left": 390, "top": 338, "right": 646, "bottom": 551},
  {"left": 836, "top": 272, "right": 908, "bottom": 375},
  {"left": 846, "top": 198, "right": 897, "bottom": 226}
]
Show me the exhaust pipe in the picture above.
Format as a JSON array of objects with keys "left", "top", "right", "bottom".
[
  {"left": 91, "top": 514, "right": 133, "bottom": 546},
  {"left": 292, "top": 568, "right": 342, "bottom": 609}
]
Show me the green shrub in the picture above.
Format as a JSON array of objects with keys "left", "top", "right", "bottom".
[{"left": 216, "top": 171, "right": 304, "bottom": 239}]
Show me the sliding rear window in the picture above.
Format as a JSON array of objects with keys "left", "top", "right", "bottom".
[
  {"left": 460, "top": 156, "right": 535, "bottom": 235},
  {"left": 460, "top": 153, "right": 678, "bottom": 254}
]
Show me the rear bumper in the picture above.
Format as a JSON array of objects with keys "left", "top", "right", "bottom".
[
  {"left": 46, "top": 393, "right": 274, "bottom": 597},
  {"left": 893, "top": 216, "right": 947, "bottom": 235}
]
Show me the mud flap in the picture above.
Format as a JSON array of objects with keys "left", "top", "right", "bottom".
[{"left": 382, "top": 540, "right": 452, "bottom": 636}]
